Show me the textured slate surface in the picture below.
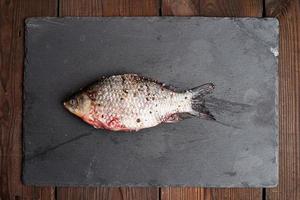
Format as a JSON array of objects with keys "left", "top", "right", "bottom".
[{"left": 23, "top": 17, "right": 279, "bottom": 187}]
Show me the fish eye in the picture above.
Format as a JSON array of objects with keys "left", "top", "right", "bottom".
[{"left": 70, "top": 99, "right": 77, "bottom": 106}]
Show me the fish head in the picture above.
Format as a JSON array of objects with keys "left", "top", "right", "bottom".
[{"left": 64, "top": 93, "right": 92, "bottom": 118}]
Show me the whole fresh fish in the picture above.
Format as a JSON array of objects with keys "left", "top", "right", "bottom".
[{"left": 64, "top": 74, "right": 215, "bottom": 132}]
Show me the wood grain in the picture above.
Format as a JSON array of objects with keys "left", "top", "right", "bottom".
[
  {"left": 161, "top": 188, "right": 261, "bottom": 200},
  {"left": 162, "top": 0, "right": 263, "bottom": 16},
  {"left": 161, "top": 188, "right": 208, "bottom": 200},
  {"left": 265, "top": 0, "right": 300, "bottom": 200},
  {"left": 102, "top": 0, "right": 159, "bottom": 16},
  {"left": 57, "top": 0, "right": 159, "bottom": 199},
  {"left": 57, "top": 187, "right": 158, "bottom": 200},
  {"left": 60, "top": 0, "right": 103, "bottom": 16},
  {"left": 199, "top": 0, "right": 263, "bottom": 17},
  {"left": 207, "top": 189, "right": 261, "bottom": 200},
  {"left": 161, "top": 0, "right": 263, "bottom": 199},
  {"left": 162, "top": 0, "right": 200, "bottom": 16},
  {"left": 0, "top": 0, "right": 56, "bottom": 199}
]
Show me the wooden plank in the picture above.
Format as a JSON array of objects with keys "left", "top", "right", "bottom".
[
  {"left": 57, "top": 187, "right": 159, "bottom": 200},
  {"left": 102, "top": 0, "right": 159, "bottom": 16},
  {"left": 162, "top": 0, "right": 263, "bottom": 17},
  {"left": 57, "top": 0, "right": 159, "bottom": 199},
  {"left": 0, "top": 0, "right": 56, "bottom": 199},
  {"left": 161, "top": 0, "right": 263, "bottom": 200},
  {"left": 200, "top": 1, "right": 263, "bottom": 199},
  {"left": 200, "top": 0, "right": 263, "bottom": 200},
  {"left": 162, "top": 188, "right": 261, "bottom": 200},
  {"left": 161, "top": 188, "right": 207, "bottom": 200},
  {"left": 199, "top": 0, "right": 263, "bottom": 17},
  {"left": 162, "top": 0, "right": 200, "bottom": 15},
  {"left": 160, "top": 3, "right": 203, "bottom": 200},
  {"left": 206, "top": 189, "right": 261, "bottom": 200},
  {"left": 265, "top": 0, "right": 300, "bottom": 199},
  {"left": 60, "top": 0, "right": 102, "bottom": 16}
]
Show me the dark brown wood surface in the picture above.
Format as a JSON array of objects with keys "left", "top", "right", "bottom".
[
  {"left": 199, "top": 0, "right": 263, "bottom": 17},
  {"left": 265, "top": 0, "right": 300, "bottom": 200},
  {"left": 1, "top": 0, "right": 299, "bottom": 199},
  {"left": 0, "top": 0, "right": 56, "bottom": 199}
]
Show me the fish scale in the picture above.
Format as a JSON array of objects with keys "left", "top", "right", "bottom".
[{"left": 64, "top": 74, "right": 215, "bottom": 132}]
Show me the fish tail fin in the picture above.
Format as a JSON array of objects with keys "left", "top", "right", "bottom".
[{"left": 189, "top": 83, "right": 216, "bottom": 121}]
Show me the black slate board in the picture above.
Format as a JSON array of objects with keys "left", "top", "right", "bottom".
[{"left": 23, "top": 17, "right": 279, "bottom": 187}]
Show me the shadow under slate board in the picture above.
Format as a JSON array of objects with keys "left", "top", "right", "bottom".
[{"left": 23, "top": 17, "right": 279, "bottom": 187}]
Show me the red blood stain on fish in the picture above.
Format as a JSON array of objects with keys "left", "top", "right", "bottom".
[
  {"left": 83, "top": 107, "right": 130, "bottom": 131},
  {"left": 107, "top": 116, "right": 122, "bottom": 128},
  {"left": 83, "top": 115, "right": 130, "bottom": 131}
]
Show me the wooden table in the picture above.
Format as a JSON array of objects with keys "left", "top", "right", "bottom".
[{"left": 0, "top": 0, "right": 299, "bottom": 199}]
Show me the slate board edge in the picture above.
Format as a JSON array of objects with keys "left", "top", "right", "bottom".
[
  {"left": 22, "top": 19, "right": 32, "bottom": 186},
  {"left": 25, "top": 16, "right": 279, "bottom": 26},
  {"left": 274, "top": 19, "right": 280, "bottom": 187},
  {"left": 22, "top": 180, "right": 278, "bottom": 188}
]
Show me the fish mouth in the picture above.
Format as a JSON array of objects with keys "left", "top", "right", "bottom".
[{"left": 63, "top": 101, "right": 83, "bottom": 118}]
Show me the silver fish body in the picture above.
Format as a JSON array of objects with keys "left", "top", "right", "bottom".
[{"left": 64, "top": 74, "right": 215, "bottom": 132}]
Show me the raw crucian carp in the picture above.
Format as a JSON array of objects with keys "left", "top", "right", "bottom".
[{"left": 64, "top": 74, "right": 215, "bottom": 132}]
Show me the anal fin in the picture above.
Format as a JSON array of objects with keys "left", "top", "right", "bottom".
[{"left": 163, "top": 113, "right": 193, "bottom": 123}]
